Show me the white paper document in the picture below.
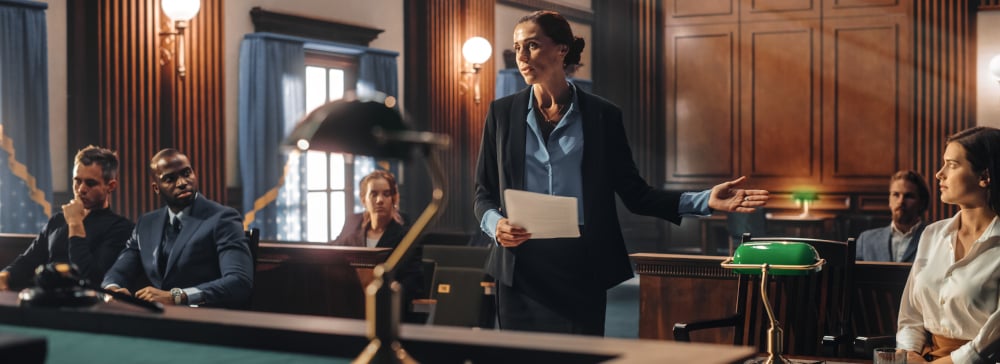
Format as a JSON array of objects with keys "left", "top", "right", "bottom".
[{"left": 503, "top": 189, "right": 580, "bottom": 239}]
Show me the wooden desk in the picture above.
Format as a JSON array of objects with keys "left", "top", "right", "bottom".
[
  {"left": 252, "top": 242, "right": 390, "bottom": 318},
  {"left": 632, "top": 253, "right": 910, "bottom": 347},
  {"left": 699, "top": 212, "right": 839, "bottom": 255},
  {"left": 0, "top": 291, "right": 756, "bottom": 363}
]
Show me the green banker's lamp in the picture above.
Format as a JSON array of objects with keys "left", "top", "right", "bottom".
[
  {"left": 791, "top": 191, "right": 819, "bottom": 218},
  {"left": 284, "top": 95, "right": 450, "bottom": 364},
  {"left": 721, "top": 242, "right": 826, "bottom": 364}
]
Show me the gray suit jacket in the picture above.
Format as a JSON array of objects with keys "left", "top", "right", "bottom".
[
  {"left": 855, "top": 223, "right": 926, "bottom": 262},
  {"left": 102, "top": 194, "right": 253, "bottom": 308}
]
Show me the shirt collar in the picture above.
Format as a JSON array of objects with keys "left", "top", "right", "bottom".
[{"left": 891, "top": 219, "right": 923, "bottom": 235}]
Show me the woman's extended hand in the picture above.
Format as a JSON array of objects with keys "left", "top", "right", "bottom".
[{"left": 708, "top": 176, "right": 770, "bottom": 213}]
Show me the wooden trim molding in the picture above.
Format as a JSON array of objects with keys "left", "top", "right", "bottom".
[
  {"left": 498, "top": 0, "right": 594, "bottom": 23},
  {"left": 249, "top": 6, "right": 384, "bottom": 46}
]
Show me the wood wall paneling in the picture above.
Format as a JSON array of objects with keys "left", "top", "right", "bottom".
[
  {"left": 740, "top": 0, "right": 820, "bottom": 22},
  {"left": 823, "top": 0, "right": 909, "bottom": 18},
  {"left": 821, "top": 15, "right": 913, "bottom": 188},
  {"left": 404, "top": 0, "right": 494, "bottom": 234},
  {"left": 593, "top": 0, "right": 670, "bottom": 247},
  {"left": 914, "top": 0, "right": 975, "bottom": 222},
  {"left": 665, "top": 0, "right": 739, "bottom": 26},
  {"left": 665, "top": 24, "right": 738, "bottom": 182},
  {"left": 741, "top": 20, "right": 821, "bottom": 182}
]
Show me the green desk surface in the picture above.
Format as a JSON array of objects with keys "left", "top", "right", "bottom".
[{"left": 0, "top": 324, "right": 350, "bottom": 364}]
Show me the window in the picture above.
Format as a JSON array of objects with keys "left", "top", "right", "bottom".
[{"left": 302, "top": 52, "right": 358, "bottom": 242}]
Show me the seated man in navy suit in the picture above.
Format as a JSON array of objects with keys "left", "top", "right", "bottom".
[
  {"left": 856, "top": 170, "right": 931, "bottom": 262},
  {"left": 103, "top": 148, "right": 253, "bottom": 308}
]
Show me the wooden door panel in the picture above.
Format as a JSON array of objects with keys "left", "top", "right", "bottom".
[
  {"left": 665, "top": 24, "right": 739, "bottom": 184},
  {"left": 822, "top": 15, "right": 913, "bottom": 186},
  {"left": 740, "top": 20, "right": 821, "bottom": 185},
  {"left": 740, "top": 0, "right": 820, "bottom": 22},
  {"left": 665, "top": 0, "right": 739, "bottom": 26},
  {"left": 823, "top": 0, "right": 909, "bottom": 18}
]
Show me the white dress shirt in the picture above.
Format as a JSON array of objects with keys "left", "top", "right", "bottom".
[
  {"left": 890, "top": 220, "right": 922, "bottom": 262},
  {"left": 897, "top": 213, "right": 1000, "bottom": 363}
]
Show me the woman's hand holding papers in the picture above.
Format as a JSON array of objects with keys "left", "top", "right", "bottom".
[{"left": 496, "top": 218, "right": 532, "bottom": 247}]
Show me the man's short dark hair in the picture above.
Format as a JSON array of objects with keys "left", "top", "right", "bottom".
[
  {"left": 149, "top": 148, "right": 184, "bottom": 176},
  {"left": 75, "top": 145, "right": 119, "bottom": 182}
]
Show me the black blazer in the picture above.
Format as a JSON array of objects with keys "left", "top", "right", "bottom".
[
  {"left": 332, "top": 213, "right": 408, "bottom": 248},
  {"left": 474, "top": 87, "right": 684, "bottom": 290}
]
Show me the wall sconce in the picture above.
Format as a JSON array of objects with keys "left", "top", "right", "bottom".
[
  {"left": 791, "top": 190, "right": 819, "bottom": 218},
  {"left": 462, "top": 36, "right": 492, "bottom": 104},
  {"left": 161, "top": 0, "right": 201, "bottom": 78},
  {"left": 990, "top": 54, "right": 1000, "bottom": 86}
]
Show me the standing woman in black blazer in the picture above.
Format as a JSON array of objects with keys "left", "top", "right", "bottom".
[{"left": 474, "top": 10, "right": 770, "bottom": 335}]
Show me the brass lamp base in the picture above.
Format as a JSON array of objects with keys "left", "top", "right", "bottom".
[
  {"left": 354, "top": 269, "right": 418, "bottom": 364},
  {"left": 354, "top": 339, "right": 416, "bottom": 364}
]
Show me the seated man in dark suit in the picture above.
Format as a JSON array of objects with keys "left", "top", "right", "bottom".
[
  {"left": 856, "top": 170, "right": 930, "bottom": 262},
  {"left": 103, "top": 148, "right": 253, "bottom": 308},
  {"left": 0, "top": 145, "right": 133, "bottom": 290}
]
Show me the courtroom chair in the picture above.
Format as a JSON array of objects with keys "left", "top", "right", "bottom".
[
  {"left": 426, "top": 266, "right": 494, "bottom": 328},
  {"left": 726, "top": 208, "right": 767, "bottom": 255},
  {"left": 422, "top": 245, "right": 490, "bottom": 269},
  {"left": 245, "top": 229, "right": 260, "bottom": 271},
  {"left": 674, "top": 233, "right": 857, "bottom": 358},
  {"left": 243, "top": 229, "right": 260, "bottom": 310}
]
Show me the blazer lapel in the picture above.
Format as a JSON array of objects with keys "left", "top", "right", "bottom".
[
  {"left": 145, "top": 208, "right": 168, "bottom": 283},
  {"left": 507, "top": 89, "right": 529, "bottom": 190},
  {"left": 163, "top": 196, "right": 206, "bottom": 277},
  {"left": 577, "top": 90, "right": 600, "bottom": 229}
]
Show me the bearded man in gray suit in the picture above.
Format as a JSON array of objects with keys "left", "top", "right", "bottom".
[{"left": 856, "top": 171, "right": 931, "bottom": 263}]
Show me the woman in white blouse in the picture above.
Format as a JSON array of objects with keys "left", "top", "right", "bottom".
[{"left": 897, "top": 126, "right": 1000, "bottom": 363}]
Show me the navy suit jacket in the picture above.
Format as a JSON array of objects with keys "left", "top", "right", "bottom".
[
  {"left": 474, "top": 88, "right": 684, "bottom": 290},
  {"left": 855, "top": 222, "right": 926, "bottom": 262},
  {"left": 102, "top": 194, "right": 253, "bottom": 308}
]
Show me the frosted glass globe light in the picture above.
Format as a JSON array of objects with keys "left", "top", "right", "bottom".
[
  {"left": 463, "top": 37, "right": 492, "bottom": 65},
  {"left": 990, "top": 54, "right": 1000, "bottom": 82},
  {"left": 162, "top": 0, "right": 201, "bottom": 22}
]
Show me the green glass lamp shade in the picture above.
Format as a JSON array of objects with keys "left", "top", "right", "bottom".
[{"left": 732, "top": 242, "right": 820, "bottom": 276}]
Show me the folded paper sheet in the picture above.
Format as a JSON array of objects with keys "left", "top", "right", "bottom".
[{"left": 503, "top": 189, "right": 580, "bottom": 239}]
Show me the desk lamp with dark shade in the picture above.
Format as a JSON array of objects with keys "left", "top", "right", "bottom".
[
  {"left": 721, "top": 241, "right": 826, "bottom": 364},
  {"left": 284, "top": 96, "right": 450, "bottom": 364}
]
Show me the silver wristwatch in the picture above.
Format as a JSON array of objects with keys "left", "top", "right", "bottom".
[{"left": 170, "top": 287, "right": 183, "bottom": 305}]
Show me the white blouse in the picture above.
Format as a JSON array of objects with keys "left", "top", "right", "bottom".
[{"left": 897, "top": 213, "right": 1000, "bottom": 364}]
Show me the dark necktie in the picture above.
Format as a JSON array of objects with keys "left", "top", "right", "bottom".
[{"left": 158, "top": 217, "right": 181, "bottom": 274}]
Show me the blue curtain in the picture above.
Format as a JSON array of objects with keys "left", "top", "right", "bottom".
[
  {"left": 354, "top": 51, "right": 399, "bottom": 213},
  {"left": 358, "top": 52, "right": 398, "bottom": 100},
  {"left": 495, "top": 68, "right": 592, "bottom": 98},
  {"left": 0, "top": 0, "right": 52, "bottom": 233},
  {"left": 238, "top": 35, "right": 305, "bottom": 240}
]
